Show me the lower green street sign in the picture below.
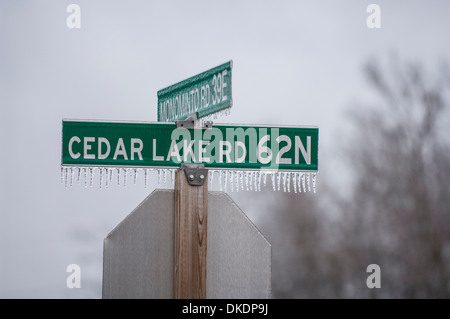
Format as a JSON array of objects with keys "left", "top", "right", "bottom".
[{"left": 62, "top": 119, "right": 318, "bottom": 171}]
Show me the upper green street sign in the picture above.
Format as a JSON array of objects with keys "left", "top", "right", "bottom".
[
  {"left": 157, "top": 61, "right": 233, "bottom": 122},
  {"left": 61, "top": 119, "right": 318, "bottom": 172}
]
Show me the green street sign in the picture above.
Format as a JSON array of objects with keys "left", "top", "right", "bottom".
[
  {"left": 62, "top": 119, "right": 318, "bottom": 171},
  {"left": 157, "top": 61, "right": 233, "bottom": 122}
]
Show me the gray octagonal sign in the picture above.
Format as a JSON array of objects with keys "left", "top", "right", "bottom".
[{"left": 102, "top": 189, "right": 271, "bottom": 298}]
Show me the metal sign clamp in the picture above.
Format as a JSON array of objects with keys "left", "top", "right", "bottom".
[
  {"left": 175, "top": 113, "right": 213, "bottom": 130},
  {"left": 180, "top": 163, "right": 208, "bottom": 186}
]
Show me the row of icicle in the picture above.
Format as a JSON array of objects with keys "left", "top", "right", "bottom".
[
  {"left": 61, "top": 166, "right": 317, "bottom": 193},
  {"left": 200, "top": 107, "right": 231, "bottom": 124}
]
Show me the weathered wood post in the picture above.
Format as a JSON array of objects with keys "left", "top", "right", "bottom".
[{"left": 174, "top": 164, "right": 208, "bottom": 298}]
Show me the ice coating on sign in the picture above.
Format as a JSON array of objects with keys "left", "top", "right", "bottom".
[
  {"left": 60, "top": 166, "right": 317, "bottom": 193},
  {"left": 201, "top": 107, "right": 231, "bottom": 124}
]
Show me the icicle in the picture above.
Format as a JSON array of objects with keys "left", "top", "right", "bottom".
[
  {"left": 218, "top": 170, "right": 223, "bottom": 191},
  {"left": 209, "top": 170, "right": 214, "bottom": 187},
  {"left": 252, "top": 171, "right": 256, "bottom": 191},
  {"left": 286, "top": 172, "right": 291, "bottom": 193},
  {"left": 76, "top": 167, "right": 81, "bottom": 184},
  {"left": 307, "top": 172, "right": 311, "bottom": 192},
  {"left": 234, "top": 171, "right": 239, "bottom": 193},
  {"left": 238, "top": 171, "right": 243, "bottom": 191},
  {"left": 66, "top": 167, "right": 69, "bottom": 187},
  {"left": 230, "top": 170, "right": 234, "bottom": 192},
  {"left": 277, "top": 172, "right": 281, "bottom": 191},
  {"left": 297, "top": 172, "right": 302, "bottom": 193},
  {"left": 163, "top": 169, "right": 167, "bottom": 186},
  {"left": 116, "top": 168, "right": 120, "bottom": 186},
  {"left": 84, "top": 168, "right": 88, "bottom": 188},
  {"left": 157, "top": 169, "right": 161, "bottom": 188},
  {"left": 68, "top": 167, "right": 73, "bottom": 187},
  {"left": 105, "top": 168, "right": 109, "bottom": 188},
  {"left": 216, "top": 170, "right": 220, "bottom": 189},
  {"left": 271, "top": 172, "right": 276, "bottom": 191},
  {"left": 292, "top": 172, "right": 297, "bottom": 193},
  {"left": 244, "top": 171, "right": 249, "bottom": 191},
  {"left": 171, "top": 169, "right": 175, "bottom": 185},
  {"left": 61, "top": 167, "right": 64, "bottom": 184},
  {"left": 122, "top": 168, "right": 127, "bottom": 187},
  {"left": 69, "top": 167, "right": 74, "bottom": 185},
  {"left": 99, "top": 168, "right": 103, "bottom": 188},
  {"left": 109, "top": 168, "right": 113, "bottom": 185},
  {"left": 263, "top": 171, "right": 267, "bottom": 188},
  {"left": 133, "top": 168, "right": 138, "bottom": 184},
  {"left": 64, "top": 167, "right": 68, "bottom": 187},
  {"left": 257, "top": 171, "right": 262, "bottom": 191},
  {"left": 312, "top": 172, "right": 317, "bottom": 193},
  {"left": 68, "top": 167, "right": 72, "bottom": 186},
  {"left": 282, "top": 172, "right": 287, "bottom": 192},
  {"left": 144, "top": 169, "right": 149, "bottom": 188},
  {"left": 301, "top": 172, "right": 306, "bottom": 193},
  {"left": 253, "top": 171, "right": 258, "bottom": 191},
  {"left": 248, "top": 171, "right": 253, "bottom": 191},
  {"left": 224, "top": 170, "right": 228, "bottom": 192},
  {"left": 89, "top": 167, "right": 94, "bottom": 187}
]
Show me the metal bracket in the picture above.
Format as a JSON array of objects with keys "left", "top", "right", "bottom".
[
  {"left": 180, "top": 163, "right": 208, "bottom": 186},
  {"left": 176, "top": 113, "right": 212, "bottom": 130}
]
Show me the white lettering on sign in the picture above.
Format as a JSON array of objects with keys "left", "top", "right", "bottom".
[
  {"left": 235, "top": 141, "right": 246, "bottom": 163},
  {"left": 295, "top": 136, "right": 311, "bottom": 165},
  {"left": 167, "top": 139, "right": 181, "bottom": 162},
  {"left": 257, "top": 135, "right": 272, "bottom": 165},
  {"left": 68, "top": 136, "right": 81, "bottom": 159},
  {"left": 66, "top": 129, "right": 314, "bottom": 168},
  {"left": 153, "top": 139, "right": 164, "bottom": 161},
  {"left": 183, "top": 140, "right": 196, "bottom": 162},
  {"left": 113, "top": 138, "right": 128, "bottom": 160},
  {"left": 131, "top": 138, "right": 143, "bottom": 161},
  {"left": 199, "top": 140, "right": 210, "bottom": 163},
  {"left": 276, "top": 135, "right": 292, "bottom": 165},
  {"left": 98, "top": 137, "right": 110, "bottom": 160},
  {"left": 68, "top": 136, "right": 144, "bottom": 161},
  {"left": 166, "top": 127, "right": 313, "bottom": 168},
  {"left": 219, "top": 141, "right": 232, "bottom": 163},
  {"left": 159, "top": 70, "right": 230, "bottom": 122},
  {"left": 212, "top": 70, "right": 228, "bottom": 105},
  {"left": 84, "top": 137, "right": 95, "bottom": 159}
]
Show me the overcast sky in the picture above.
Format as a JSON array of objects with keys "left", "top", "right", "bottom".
[{"left": 1, "top": 0, "right": 450, "bottom": 298}]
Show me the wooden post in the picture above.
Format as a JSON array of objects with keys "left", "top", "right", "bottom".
[{"left": 174, "top": 169, "right": 208, "bottom": 299}]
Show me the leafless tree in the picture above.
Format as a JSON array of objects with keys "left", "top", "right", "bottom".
[
  {"left": 257, "top": 57, "right": 450, "bottom": 298},
  {"left": 339, "top": 57, "right": 450, "bottom": 298}
]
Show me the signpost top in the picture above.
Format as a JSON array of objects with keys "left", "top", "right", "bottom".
[
  {"left": 157, "top": 61, "right": 233, "bottom": 122},
  {"left": 61, "top": 59, "right": 320, "bottom": 193}
]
